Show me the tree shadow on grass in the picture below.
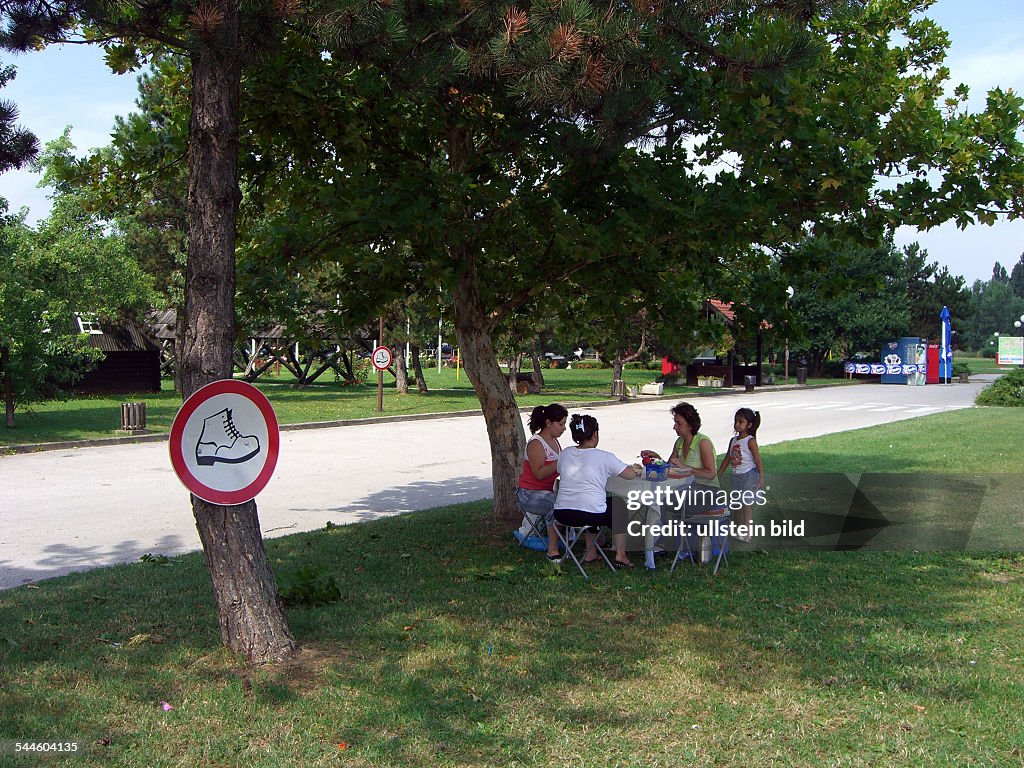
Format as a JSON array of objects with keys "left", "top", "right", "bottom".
[
  {"left": 0, "top": 502, "right": 1021, "bottom": 765},
  {"left": 0, "top": 534, "right": 192, "bottom": 590},
  {"left": 294, "top": 476, "right": 494, "bottom": 523}
]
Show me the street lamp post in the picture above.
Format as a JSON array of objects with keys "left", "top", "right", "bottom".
[{"left": 784, "top": 286, "right": 794, "bottom": 384}]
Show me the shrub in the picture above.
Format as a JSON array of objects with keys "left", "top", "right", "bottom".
[
  {"left": 976, "top": 368, "right": 1024, "bottom": 407},
  {"left": 337, "top": 356, "right": 372, "bottom": 384},
  {"left": 952, "top": 361, "right": 971, "bottom": 377}
]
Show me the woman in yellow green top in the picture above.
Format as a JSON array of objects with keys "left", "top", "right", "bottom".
[{"left": 641, "top": 402, "right": 719, "bottom": 487}]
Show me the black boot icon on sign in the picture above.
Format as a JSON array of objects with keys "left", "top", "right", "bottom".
[{"left": 195, "top": 408, "right": 261, "bottom": 466}]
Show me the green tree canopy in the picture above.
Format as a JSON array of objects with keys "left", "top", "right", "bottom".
[
  {"left": 901, "top": 242, "right": 972, "bottom": 342},
  {"left": 1, "top": 137, "right": 156, "bottom": 428},
  {"left": 788, "top": 234, "right": 911, "bottom": 375}
]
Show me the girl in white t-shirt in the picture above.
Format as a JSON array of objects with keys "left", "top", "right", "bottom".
[
  {"left": 554, "top": 414, "right": 643, "bottom": 568},
  {"left": 716, "top": 407, "right": 764, "bottom": 541}
]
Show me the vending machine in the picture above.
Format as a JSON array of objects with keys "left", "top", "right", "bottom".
[
  {"left": 880, "top": 337, "right": 926, "bottom": 385},
  {"left": 926, "top": 344, "right": 939, "bottom": 385}
]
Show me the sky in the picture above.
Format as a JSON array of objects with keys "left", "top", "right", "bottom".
[{"left": 1, "top": 1, "right": 1023, "bottom": 286}]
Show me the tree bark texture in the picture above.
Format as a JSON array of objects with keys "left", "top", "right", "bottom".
[
  {"left": 192, "top": 497, "right": 296, "bottom": 662},
  {"left": 181, "top": 18, "right": 296, "bottom": 664},
  {"left": 395, "top": 348, "right": 409, "bottom": 394},
  {"left": 410, "top": 344, "right": 428, "bottom": 393},
  {"left": 452, "top": 249, "right": 524, "bottom": 524},
  {"left": 531, "top": 345, "right": 545, "bottom": 388},
  {"left": 506, "top": 352, "right": 524, "bottom": 390}
]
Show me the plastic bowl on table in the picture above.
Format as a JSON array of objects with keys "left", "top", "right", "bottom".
[{"left": 644, "top": 462, "right": 670, "bottom": 481}]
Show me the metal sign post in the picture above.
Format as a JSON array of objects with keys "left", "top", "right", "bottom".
[
  {"left": 377, "top": 318, "right": 384, "bottom": 413},
  {"left": 371, "top": 319, "right": 393, "bottom": 414}
]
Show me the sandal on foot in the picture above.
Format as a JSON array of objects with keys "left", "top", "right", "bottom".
[
  {"left": 612, "top": 559, "right": 635, "bottom": 569},
  {"left": 546, "top": 553, "right": 561, "bottom": 561}
]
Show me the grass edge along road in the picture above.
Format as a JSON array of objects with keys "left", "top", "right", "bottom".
[
  {"left": 0, "top": 367, "right": 860, "bottom": 448},
  {"left": 1, "top": 407, "right": 1022, "bottom": 767}
]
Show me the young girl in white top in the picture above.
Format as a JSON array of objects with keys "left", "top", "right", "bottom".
[
  {"left": 717, "top": 407, "right": 764, "bottom": 541},
  {"left": 554, "top": 413, "right": 643, "bottom": 568}
]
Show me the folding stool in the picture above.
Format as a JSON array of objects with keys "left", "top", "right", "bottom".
[
  {"left": 671, "top": 509, "right": 731, "bottom": 576},
  {"left": 555, "top": 524, "right": 616, "bottom": 579},
  {"left": 516, "top": 510, "right": 550, "bottom": 549}
]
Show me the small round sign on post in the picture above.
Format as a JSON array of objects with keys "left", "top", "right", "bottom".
[
  {"left": 371, "top": 345, "right": 393, "bottom": 371},
  {"left": 169, "top": 379, "right": 280, "bottom": 505}
]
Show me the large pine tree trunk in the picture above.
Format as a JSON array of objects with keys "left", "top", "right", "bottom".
[
  {"left": 453, "top": 249, "right": 523, "bottom": 525},
  {"left": 180, "top": 22, "right": 296, "bottom": 664},
  {"left": 411, "top": 344, "right": 428, "bottom": 393}
]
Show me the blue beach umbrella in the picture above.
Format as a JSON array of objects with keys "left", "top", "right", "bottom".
[{"left": 939, "top": 306, "right": 953, "bottom": 383}]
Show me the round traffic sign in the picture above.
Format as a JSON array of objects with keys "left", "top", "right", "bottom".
[
  {"left": 371, "top": 345, "right": 393, "bottom": 371},
  {"left": 169, "top": 379, "right": 280, "bottom": 505}
]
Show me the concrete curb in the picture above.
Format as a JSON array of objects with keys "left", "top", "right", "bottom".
[{"left": 1, "top": 381, "right": 845, "bottom": 455}]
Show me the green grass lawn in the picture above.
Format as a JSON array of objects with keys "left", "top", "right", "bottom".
[
  {"left": 753, "top": 408, "right": 1024, "bottom": 553},
  {"left": 764, "top": 407, "right": 1021, "bottom": 474},
  {"left": 1, "top": 365, "right": 847, "bottom": 447},
  {"left": 0, "top": 367, "right": 667, "bottom": 446},
  {"left": 1, "top": 408, "right": 1022, "bottom": 766},
  {"left": 957, "top": 356, "right": 1013, "bottom": 375}
]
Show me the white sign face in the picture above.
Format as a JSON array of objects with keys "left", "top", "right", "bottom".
[
  {"left": 372, "top": 346, "right": 393, "bottom": 371},
  {"left": 998, "top": 336, "right": 1024, "bottom": 366},
  {"left": 169, "top": 380, "right": 280, "bottom": 505}
]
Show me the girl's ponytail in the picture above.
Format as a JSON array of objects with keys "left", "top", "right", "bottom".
[
  {"left": 528, "top": 403, "right": 568, "bottom": 433},
  {"left": 735, "top": 407, "right": 760, "bottom": 437},
  {"left": 568, "top": 413, "right": 598, "bottom": 444}
]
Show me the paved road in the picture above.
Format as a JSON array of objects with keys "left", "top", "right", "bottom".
[{"left": 0, "top": 378, "right": 992, "bottom": 589}]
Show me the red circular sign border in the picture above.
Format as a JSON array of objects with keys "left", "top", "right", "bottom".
[
  {"left": 371, "top": 345, "right": 393, "bottom": 371},
  {"left": 169, "top": 379, "right": 280, "bottom": 505}
]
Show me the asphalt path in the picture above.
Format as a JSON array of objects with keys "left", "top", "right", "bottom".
[{"left": 0, "top": 378, "right": 993, "bottom": 589}]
